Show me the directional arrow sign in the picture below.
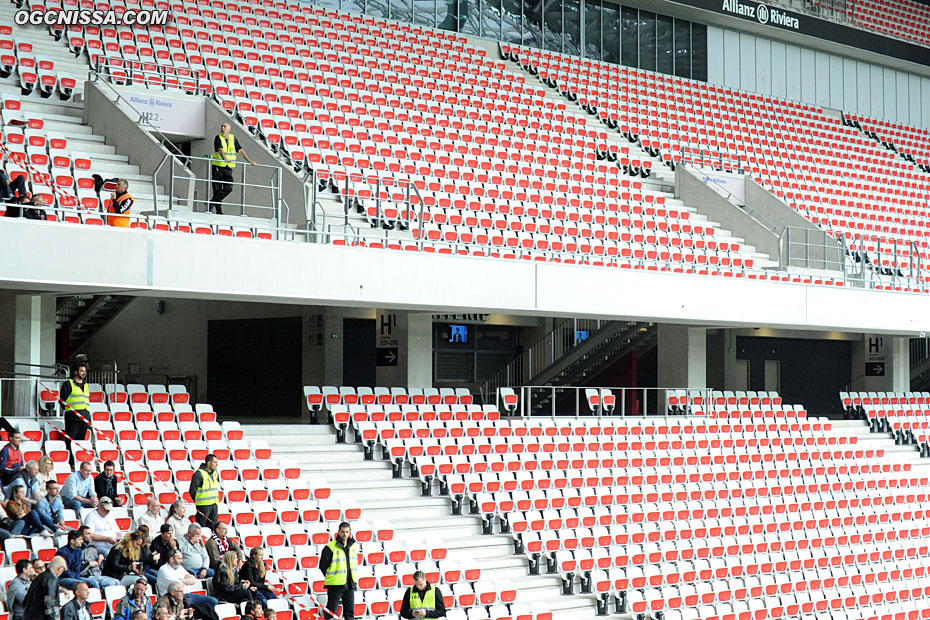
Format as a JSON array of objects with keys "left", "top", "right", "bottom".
[
  {"left": 377, "top": 347, "right": 398, "bottom": 367},
  {"left": 865, "top": 362, "right": 885, "bottom": 377}
]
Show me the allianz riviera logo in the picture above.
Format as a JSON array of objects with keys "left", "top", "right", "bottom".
[{"left": 721, "top": 0, "right": 800, "bottom": 29}]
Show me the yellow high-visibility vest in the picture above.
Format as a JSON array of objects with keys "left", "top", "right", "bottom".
[
  {"left": 323, "top": 539, "right": 358, "bottom": 586},
  {"left": 64, "top": 380, "right": 89, "bottom": 413},
  {"left": 409, "top": 586, "right": 436, "bottom": 613},
  {"left": 212, "top": 134, "right": 237, "bottom": 168},
  {"left": 193, "top": 468, "right": 219, "bottom": 506}
]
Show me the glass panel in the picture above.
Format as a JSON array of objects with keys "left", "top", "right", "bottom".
[
  {"left": 413, "top": 0, "right": 436, "bottom": 27},
  {"left": 691, "top": 22, "right": 707, "bottom": 82},
  {"left": 562, "top": 0, "right": 581, "bottom": 56},
  {"left": 543, "top": 0, "right": 563, "bottom": 52},
  {"left": 460, "top": 0, "right": 479, "bottom": 35},
  {"left": 315, "top": 0, "right": 341, "bottom": 10},
  {"left": 343, "top": 0, "right": 367, "bottom": 14},
  {"left": 390, "top": 0, "right": 414, "bottom": 24},
  {"left": 435, "top": 0, "right": 451, "bottom": 31},
  {"left": 365, "top": 0, "right": 388, "bottom": 18},
  {"left": 674, "top": 18, "right": 690, "bottom": 79},
  {"left": 481, "top": 0, "right": 504, "bottom": 40},
  {"left": 620, "top": 6, "right": 637, "bottom": 68},
  {"left": 584, "top": 0, "right": 602, "bottom": 60},
  {"left": 601, "top": 1, "right": 619, "bottom": 64},
  {"left": 638, "top": 9, "right": 656, "bottom": 72},
  {"left": 656, "top": 13, "right": 672, "bottom": 75},
  {"left": 524, "top": 0, "right": 544, "bottom": 48},
  {"left": 500, "top": 0, "right": 522, "bottom": 43}
]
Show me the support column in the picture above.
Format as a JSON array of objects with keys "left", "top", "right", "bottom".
[
  {"left": 376, "top": 311, "right": 433, "bottom": 388},
  {"left": 321, "top": 307, "right": 344, "bottom": 387},
  {"left": 853, "top": 334, "right": 910, "bottom": 392},
  {"left": 10, "top": 295, "right": 56, "bottom": 417},
  {"left": 657, "top": 324, "right": 707, "bottom": 389}
]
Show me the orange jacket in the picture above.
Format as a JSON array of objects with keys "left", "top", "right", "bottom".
[{"left": 107, "top": 191, "right": 133, "bottom": 227}]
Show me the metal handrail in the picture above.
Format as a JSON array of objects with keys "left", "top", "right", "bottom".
[{"left": 499, "top": 385, "right": 715, "bottom": 419}]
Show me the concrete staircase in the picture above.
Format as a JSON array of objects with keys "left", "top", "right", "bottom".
[
  {"left": 242, "top": 423, "right": 601, "bottom": 620},
  {"left": 0, "top": 3, "right": 164, "bottom": 211}
]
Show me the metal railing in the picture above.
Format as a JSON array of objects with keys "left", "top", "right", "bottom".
[
  {"left": 845, "top": 233, "right": 922, "bottom": 288},
  {"left": 778, "top": 226, "right": 847, "bottom": 274},
  {"left": 497, "top": 385, "right": 714, "bottom": 419},
  {"left": 481, "top": 319, "right": 606, "bottom": 401},
  {"left": 679, "top": 147, "right": 744, "bottom": 175}
]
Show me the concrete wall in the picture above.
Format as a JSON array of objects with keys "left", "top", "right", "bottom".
[
  {"left": 676, "top": 166, "right": 779, "bottom": 261},
  {"left": 189, "top": 101, "right": 308, "bottom": 226},
  {"left": 4, "top": 218, "right": 930, "bottom": 336},
  {"left": 82, "top": 81, "right": 195, "bottom": 211},
  {"left": 744, "top": 178, "right": 845, "bottom": 271}
]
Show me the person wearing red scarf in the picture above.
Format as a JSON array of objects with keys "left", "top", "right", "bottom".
[{"left": 205, "top": 522, "right": 242, "bottom": 571}]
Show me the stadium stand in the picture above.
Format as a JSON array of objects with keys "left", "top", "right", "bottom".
[
  {"left": 303, "top": 384, "right": 930, "bottom": 620},
  {"left": 502, "top": 44, "right": 930, "bottom": 291},
  {"left": 842, "top": 390, "right": 930, "bottom": 454},
  {"left": 850, "top": 0, "right": 930, "bottom": 48},
  {"left": 846, "top": 113, "right": 930, "bottom": 174}
]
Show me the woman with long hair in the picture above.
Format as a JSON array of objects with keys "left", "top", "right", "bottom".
[
  {"left": 164, "top": 500, "right": 188, "bottom": 535},
  {"left": 212, "top": 550, "right": 253, "bottom": 604},
  {"left": 34, "top": 456, "right": 53, "bottom": 500},
  {"left": 3, "top": 484, "right": 52, "bottom": 535},
  {"left": 238, "top": 547, "right": 277, "bottom": 604},
  {"left": 104, "top": 530, "right": 148, "bottom": 586}
]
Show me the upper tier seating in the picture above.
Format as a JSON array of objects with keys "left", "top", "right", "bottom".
[
  {"left": 62, "top": 0, "right": 790, "bottom": 278},
  {"left": 851, "top": 0, "right": 930, "bottom": 48},
  {"left": 311, "top": 384, "right": 930, "bottom": 620},
  {"left": 846, "top": 114, "right": 930, "bottom": 174},
  {"left": 504, "top": 44, "right": 930, "bottom": 292}
]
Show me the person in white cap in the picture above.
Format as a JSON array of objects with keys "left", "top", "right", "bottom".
[{"left": 83, "top": 496, "right": 120, "bottom": 555}]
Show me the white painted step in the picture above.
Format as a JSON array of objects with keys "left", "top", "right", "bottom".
[{"left": 244, "top": 423, "right": 600, "bottom": 620}]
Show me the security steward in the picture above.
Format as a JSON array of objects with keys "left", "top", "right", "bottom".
[
  {"left": 209, "top": 121, "right": 255, "bottom": 215},
  {"left": 106, "top": 179, "right": 133, "bottom": 227},
  {"left": 189, "top": 453, "right": 220, "bottom": 530},
  {"left": 59, "top": 362, "right": 92, "bottom": 442},
  {"left": 319, "top": 522, "right": 358, "bottom": 620},
  {"left": 399, "top": 571, "right": 446, "bottom": 619}
]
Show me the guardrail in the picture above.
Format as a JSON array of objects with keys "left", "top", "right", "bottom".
[{"left": 496, "top": 385, "right": 714, "bottom": 419}]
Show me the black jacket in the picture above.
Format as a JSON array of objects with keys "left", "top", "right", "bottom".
[
  {"left": 149, "top": 536, "right": 177, "bottom": 568},
  {"left": 319, "top": 537, "right": 357, "bottom": 588},
  {"left": 212, "top": 567, "right": 246, "bottom": 597},
  {"left": 22, "top": 570, "right": 59, "bottom": 620},
  {"left": 93, "top": 474, "right": 120, "bottom": 506},
  {"left": 238, "top": 562, "right": 271, "bottom": 592},
  {"left": 104, "top": 546, "right": 140, "bottom": 580},
  {"left": 399, "top": 583, "right": 446, "bottom": 619}
]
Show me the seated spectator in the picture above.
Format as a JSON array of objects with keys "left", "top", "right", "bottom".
[
  {"left": 0, "top": 431, "right": 23, "bottom": 485},
  {"left": 240, "top": 600, "right": 263, "bottom": 620},
  {"left": 60, "top": 581, "right": 91, "bottom": 620},
  {"left": 165, "top": 500, "right": 189, "bottom": 535},
  {"left": 35, "top": 480, "right": 66, "bottom": 533},
  {"left": 212, "top": 550, "right": 253, "bottom": 604},
  {"left": 83, "top": 496, "right": 119, "bottom": 554},
  {"left": 4, "top": 484, "right": 55, "bottom": 535},
  {"left": 131, "top": 611, "right": 148, "bottom": 620},
  {"left": 31, "top": 559, "right": 45, "bottom": 575},
  {"left": 115, "top": 578, "right": 153, "bottom": 620},
  {"left": 177, "top": 523, "right": 213, "bottom": 579},
  {"left": 150, "top": 524, "right": 178, "bottom": 569},
  {"left": 33, "top": 456, "right": 53, "bottom": 501},
  {"left": 239, "top": 548, "right": 277, "bottom": 605},
  {"left": 104, "top": 531, "right": 149, "bottom": 586},
  {"left": 61, "top": 462, "right": 98, "bottom": 513},
  {"left": 6, "top": 558, "right": 35, "bottom": 620},
  {"left": 136, "top": 498, "right": 163, "bottom": 544},
  {"left": 205, "top": 521, "right": 242, "bottom": 571},
  {"left": 156, "top": 553, "right": 219, "bottom": 620},
  {"left": 78, "top": 525, "right": 118, "bottom": 587},
  {"left": 94, "top": 460, "right": 121, "bottom": 507},
  {"left": 6, "top": 460, "right": 40, "bottom": 505},
  {"left": 0, "top": 170, "right": 28, "bottom": 202},
  {"left": 264, "top": 609, "right": 275, "bottom": 620},
  {"left": 58, "top": 529, "right": 116, "bottom": 590}
]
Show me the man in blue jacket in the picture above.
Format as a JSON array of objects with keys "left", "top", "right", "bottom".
[{"left": 57, "top": 530, "right": 118, "bottom": 590}]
